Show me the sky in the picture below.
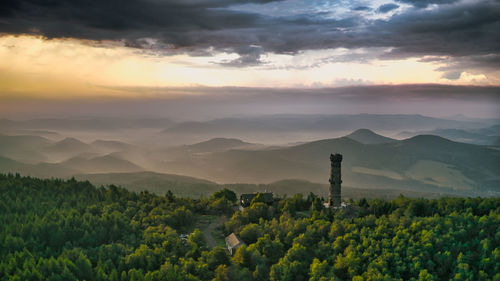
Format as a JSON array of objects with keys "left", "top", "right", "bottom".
[{"left": 0, "top": 0, "right": 499, "bottom": 118}]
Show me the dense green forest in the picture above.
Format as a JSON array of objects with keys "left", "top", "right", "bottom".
[{"left": 1, "top": 174, "right": 499, "bottom": 281}]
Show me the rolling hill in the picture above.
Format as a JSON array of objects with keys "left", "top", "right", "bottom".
[
  {"left": 91, "top": 139, "right": 135, "bottom": 152},
  {"left": 73, "top": 172, "right": 442, "bottom": 199},
  {"left": 160, "top": 133, "right": 500, "bottom": 196},
  {"left": 45, "top": 137, "right": 92, "bottom": 154},
  {"left": 186, "top": 138, "right": 257, "bottom": 152},
  {"left": 74, "top": 171, "right": 219, "bottom": 197},
  {"left": 0, "top": 155, "right": 78, "bottom": 178},
  {"left": 397, "top": 124, "right": 500, "bottom": 145},
  {"left": 61, "top": 155, "right": 143, "bottom": 174},
  {"left": 0, "top": 134, "right": 52, "bottom": 163},
  {"left": 345, "top": 128, "right": 397, "bottom": 144},
  {"left": 0, "top": 128, "right": 498, "bottom": 197}
]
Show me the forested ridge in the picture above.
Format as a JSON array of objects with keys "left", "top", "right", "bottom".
[{"left": 1, "top": 173, "right": 499, "bottom": 281}]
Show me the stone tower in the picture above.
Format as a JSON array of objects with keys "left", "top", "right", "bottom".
[{"left": 329, "top": 153, "right": 342, "bottom": 207}]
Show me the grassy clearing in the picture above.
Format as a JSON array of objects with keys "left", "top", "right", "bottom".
[
  {"left": 405, "top": 160, "right": 474, "bottom": 190},
  {"left": 211, "top": 227, "right": 226, "bottom": 248},
  {"left": 352, "top": 166, "right": 404, "bottom": 180}
]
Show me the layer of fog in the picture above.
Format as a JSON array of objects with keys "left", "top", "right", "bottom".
[{"left": 2, "top": 85, "right": 499, "bottom": 122}]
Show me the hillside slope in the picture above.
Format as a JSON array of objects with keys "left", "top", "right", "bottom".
[
  {"left": 345, "top": 129, "right": 397, "bottom": 144},
  {"left": 75, "top": 171, "right": 219, "bottom": 197},
  {"left": 161, "top": 135, "right": 500, "bottom": 196}
]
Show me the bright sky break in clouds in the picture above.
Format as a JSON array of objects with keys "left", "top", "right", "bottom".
[{"left": 0, "top": 0, "right": 499, "bottom": 117}]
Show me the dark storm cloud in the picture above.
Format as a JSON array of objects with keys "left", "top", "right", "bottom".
[
  {"left": 377, "top": 3, "right": 399, "bottom": 13},
  {"left": 0, "top": 0, "right": 499, "bottom": 70},
  {"left": 0, "top": 0, "right": 271, "bottom": 42},
  {"left": 395, "top": 0, "right": 461, "bottom": 8},
  {"left": 353, "top": 6, "right": 372, "bottom": 11},
  {"left": 218, "top": 45, "right": 265, "bottom": 67},
  {"left": 379, "top": 5, "right": 499, "bottom": 55},
  {"left": 441, "top": 71, "right": 462, "bottom": 80}
]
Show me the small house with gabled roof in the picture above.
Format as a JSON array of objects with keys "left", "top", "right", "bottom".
[{"left": 225, "top": 233, "right": 245, "bottom": 255}]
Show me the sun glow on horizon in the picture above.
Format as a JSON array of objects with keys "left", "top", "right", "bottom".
[{"left": 0, "top": 35, "right": 497, "bottom": 100}]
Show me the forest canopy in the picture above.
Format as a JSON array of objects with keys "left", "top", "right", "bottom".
[{"left": 0, "top": 173, "right": 499, "bottom": 281}]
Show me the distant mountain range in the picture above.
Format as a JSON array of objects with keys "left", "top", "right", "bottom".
[
  {"left": 398, "top": 125, "right": 500, "bottom": 145},
  {"left": 156, "top": 114, "right": 498, "bottom": 145},
  {"left": 1, "top": 119, "right": 499, "bottom": 197},
  {"left": 158, "top": 130, "right": 499, "bottom": 196},
  {"left": 3, "top": 114, "right": 498, "bottom": 145},
  {"left": 0, "top": 134, "right": 52, "bottom": 164},
  {"left": 74, "top": 171, "right": 220, "bottom": 197},
  {"left": 62, "top": 155, "right": 142, "bottom": 174},
  {"left": 345, "top": 128, "right": 397, "bottom": 144},
  {"left": 0, "top": 134, "right": 140, "bottom": 172},
  {"left": 183, "top": 138, "right": 259, "bottom": 153},
  {"left": 162, "top": 114, "right": 488, "bottom": 135}
]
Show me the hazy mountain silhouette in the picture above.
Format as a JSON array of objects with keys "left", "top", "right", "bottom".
[
  {"left": 186, "top": 138, "right": 258, "bottom": 152},
  {"left": 1, "top": 125, "right": 498, "bottom": 197},
  {"left": 47, "top": 137, "right": 91, "bottom": 153},
  {"left": 345, "top": 129, "right": 397, "bottom": 144},
  {"left": 398, "top": 125, "right": 500, "bottom": 145},
  {"left": 61, "top": 155, "right": 143, "bottom": 174},
  {"left": 0, "top": 155, "right": 77, "bottom": 178},
  {"left": 0, "top": 155, "right": 25, "bottom": 171},
  {"left": 0, "top": 134, "right": 51, "bottom": 163},
  {"left": 74, "top": 171, "right": 219, "bottom": 196},
  {"left": 162, "top": 114, "right": 484, "bottom": 135},
  {"left": 91, "top": 140, "right": 135, "bottom": 151},
  {"left": 160, "top": 133, "right": 499, "bottom": 195}
]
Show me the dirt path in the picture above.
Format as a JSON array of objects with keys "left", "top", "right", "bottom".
[{"left": 202, "top": 216, "right": 226, "bottom": 248}]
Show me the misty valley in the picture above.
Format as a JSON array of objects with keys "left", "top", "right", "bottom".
[
  {"left": 1, "top": 114, "right": 499, "bottom": 199},
  {"left": 1, "top": 113, "right": 500, "bottom": 281}
]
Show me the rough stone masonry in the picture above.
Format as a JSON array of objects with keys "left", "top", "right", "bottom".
[{"left": 329, "top": 153, "right": 342, "bottom": 207}]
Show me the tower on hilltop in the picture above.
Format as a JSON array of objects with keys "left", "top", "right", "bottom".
[{"left": 329, "top": 153, "right": 342, "bottom": 207}]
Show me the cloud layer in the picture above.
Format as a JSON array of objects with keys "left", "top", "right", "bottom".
[
  {"left": 2, "top": 84, "right": 499, "bottom": 119},
  {"left": 0, "top": 0, "right": 499, "bottom": 72}
]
